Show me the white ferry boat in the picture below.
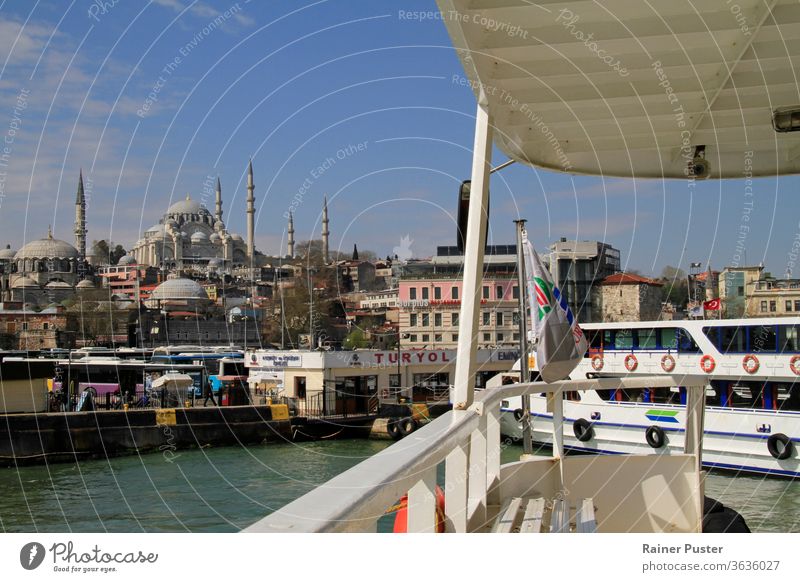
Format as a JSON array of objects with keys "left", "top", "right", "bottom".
[{"left": 498, "top": 318, "right": 800, "bottom": 477}]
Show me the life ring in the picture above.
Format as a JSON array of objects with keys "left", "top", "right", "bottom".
[
  {"left": 645, "top": 425, "right": 667, "bottom": 449},
  {"left": 700, "top": 354, "right": 716, "bottom": 373},
  {"left": 513, "top": 408, "right": 524, "bottom": 422},
  {"left": 392, "top": 485, "right": 446, "bottom": 533},
  {"left": 591, "top": 355, "right": 604, "bottom": 371},
  {"left": 573, "top": 418, "right": 594, "bottom": 442},
  {"left": 742, "top": 354, "right": 760, "bottom": 374},
  {"left": 766, "top": 433, "right": 794, "bottom": 460},
  {"left": 791, "top": 355, "right": 800, "bottom": 376},
  {"left": 398, "top": 417, "right": 419, "bottom": 438},
  {"left": 386, "top": 418, "right": 403, "bottom": 441},
  {"left": 661, "top": 354, "right": 676, "bottom": 373},
  {"left": 624, "top": 354, "right": 638, "bottom": 372}
]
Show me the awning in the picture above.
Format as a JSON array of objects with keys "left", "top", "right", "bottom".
[{"left": 436, "top": 0, "right": 800, "bottom": 178}]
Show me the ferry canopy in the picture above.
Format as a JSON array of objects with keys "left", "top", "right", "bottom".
[{"left": 437, "top": 0, "right": 800, "bottom": 179}]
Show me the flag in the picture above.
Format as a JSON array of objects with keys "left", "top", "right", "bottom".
[
  {"left": 689, "top": 305, "right": 703, "bottom": 318},
  {"left": 703, "top": 298, "right": 721, "bottom": 311},
  {"left": 523, "top": 230, "right": 588, "bottom": 383}
]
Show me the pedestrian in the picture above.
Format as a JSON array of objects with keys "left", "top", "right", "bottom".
[{"left": 203, "top": 378, "right": 217, "bottom": 407}]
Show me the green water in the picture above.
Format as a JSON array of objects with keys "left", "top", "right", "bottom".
[{"left": 0, "top": 441, "right": 797, "bottom": 532}]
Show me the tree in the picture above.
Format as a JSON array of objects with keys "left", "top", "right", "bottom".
[
  {"left": 660, "top": 265, "right": 689, "bottom": 307},
  {"left": 343, "top": 329, "right": 368, "bottom": 349},
  {"left": 91, "top": 240, "right": 110, "bottom": 263},
  {"left": 110, "top": 244, "right": 127, "bottom": 265}
]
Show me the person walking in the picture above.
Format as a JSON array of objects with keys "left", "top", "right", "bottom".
[{"left": 203, "top": 378, "right": 217, "bottom": 407}]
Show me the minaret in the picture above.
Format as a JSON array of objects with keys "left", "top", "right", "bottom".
[
  {"left": 352, "top": 243, "right": 359, "bottom": 261},
  {"left": 215, "top": 177, "right": 223, "bottom": 223},
  {"left": 246, "top": 159, "right": 255, "bottom": 261},
  {"left": 322, "top": 194, "right": 330, "bottom": 263},
  {"left": 287, "top": 211, "right": 295, "bottom": 259},
  {"left": 705, "top": 264, "right": 715, "bottom": 301},
  {"left": 74, "top": 170, "right": 87, "bottom": 263}
]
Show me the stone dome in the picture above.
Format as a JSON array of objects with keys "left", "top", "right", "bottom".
[
  {"left": 231, "top": 233, "right": 243, "bottom": 242},
  {"left": 190, "top": 231, "right": 208, "bottom": 243},
  {"left": 166, "top": 195, "right": 206, "bottom": 215},
  {"left": 0, "top": 245, "right": 15, "bottom": 259},
  {"left": 15, "top": 234, "right": 79, "bottom": 259},
  {"left": 45, "top": 280, "right": 72, "bottom": 289},
  {"left": 146, "top": 224, "right": 168, "bottom": 239},
  {"left": 209, "top": 232, "right": 221, "bottom": 243},
  {"left": 117, "top": 255, "right": 136, "bottom": 266},
  {"left": 76, "top": 279, "right": 95, "bottom": 289},
  {"left": 150, "top": 278, "right": 210, "bottom": 301},
  {"left": 12, "top": 276, "right": 40, "bottom": 289}
]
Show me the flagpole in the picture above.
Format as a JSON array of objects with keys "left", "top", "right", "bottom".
[{"left": 514, "top": 219, "right": 534, "bottom": 457}]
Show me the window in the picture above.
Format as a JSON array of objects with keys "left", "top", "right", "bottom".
[
  {"left": 410, "top": 334, "right": 417, "bottom": 342},
  {"left": 434, "top": 333, "right": 443, "bottom": 343},
  {"left": 22, "top": 322, "right": 28, "bottom": 331},
  {"left": 497, "top": 332, "right": 504, "bottom": 342},
  {"left": 795, "top": 300, "right": 800, "bottom": 312},
  {"left": 770, "top": 301, "right": 777, "bottom": 312},
  {"left": 483, "top": 332, "right": 491, "bottom": 342},
  {"left": 638, "top": 329, "right": 657, "bottom": 349},
  {"left": 452, "top": 286, "right": 459, "bottom": 300},
  {"left": 720, "top": 326, "right": 746, "bottom": 352},
  {"left": 434, "top": 313, "right": 442, "bottom": 327},
  {"left": 422, "top": 334, "right": 429, "bottom": 342},
  {"left": 422, "top": 287, "right": 429, "bottom": 300},
  {"left": 513, "top": 311, "right": 521, "bottom": 325},
  {"left": 434, "top": 287, "right": 441, "bottom": 300},
  {"left": 749, "top": 326, "right": 777, "bottom": 352},
  {"left": 410, "top": 287, "right": 417, "bottom": 300},
  {"left": 780, "top": 325, "right": 800, "bottom": 352},
  {"left": 677, "top": 329, "right": 700, "bottom": 353},
  {"left": 614, "top": 329, "right": 634, "bottom": 349},
  {"left": 422, "top": 313, "right": 430, "bottom": 326},
  {"left": 512, "top": 286, "right": 519, "bottom": 299},
  {"left": 482, "top": 311, "right": 490, "bottom": 325},
  {"left": 513, "top": 333, "right": 520, "bottom": 341},
  {"left": 452, "top": 333, "right": 459, "bottom": 342},
  {"left": 451, "top": 313, "right": 459, "bottom": 326},
  {"left": 389, "top": 374, "right": 401, "bottom": 388},
  {"left": 787, "top": 300, "right": 793, "bottom": 312},
  {"left": 496, "top": 285, "right": 503, "bottom": 299},
  {"left": 410, "top": 313, "right": 417, "bottom": 326},
  {"left": 496, "top": 312, "right": 504, "bottom": 326},
  {"left": 761, "top": 300, "right": 768, "bottom": 312},
  {"left": 42, "top": 322, "right": 49, "bottom": 330},
  {"left": 483, "top": 286, "right": 489, "bottom": 299}
]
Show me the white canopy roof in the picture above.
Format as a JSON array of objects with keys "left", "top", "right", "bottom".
[{"left": 437, "top": 0, "right": 800, "bottom": 178}]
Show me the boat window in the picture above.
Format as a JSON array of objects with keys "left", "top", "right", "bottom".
[
  {"left": 638, "top": 328, "right": 657, "bottom": 349},
  {"left": 777, "top": 383, "right": 800, "bottom": 411},
  {"left": 587, "top": 329, "right": 603, "bottom": 350},
  {"left": 615, "top": 329, "right": 634, "bottom": 350},
  {"left": 659, "top": 328, "right": 678, "bottom": 350},
  {"left": 720, "top": 326, "right": 746, "bottom": 353},
  {"left": 603, "top": 330, "right": 614, "bottom": 348},
  {"left": 779, "top": 325, "right": 800, "bottom": 353},
  {"left": 749, "top": 326, "right": 777, "bottom": 353},
  {"left": 677, "top": 329, "right": 700, "bottom": 353}
]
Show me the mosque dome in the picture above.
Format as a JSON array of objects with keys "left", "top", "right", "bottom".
[
  {"left": 0, "top": 245, "right": 15, "bottom": 259},
  {"left": 76, "top": 279, "right": 95, "bottom": 289},
  {"left": 150, "top": 278, "right": 210, "bottom": 302},
  {"left": 146, "top": 224, "right": 169, "bottom": 239},
  {"left": 12, "top": 276, "right": 40, "bottom": 289},
  {"left": 15, "top": 233, "right": 79, "bottom": 259},
  {"left": 166, "top": 195, "right": 206, "bottom": 215},
  {"left": 44, "top": 280, "right": 72, "bottom": 289},
  {"left": 190, "top": 231, "right": 208, "bottom": 244},
  {"left": 117, "top": 255, "right": 136, "bottom": 266}
]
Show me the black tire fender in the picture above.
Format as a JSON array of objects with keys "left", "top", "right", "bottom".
[
  {"left": 645, "top": 425, "right": 667, "bottom": 449},
  {"left": 398, "top": 417, "right": 419, "bottom": 438},
  {"left": 386, "top": 418, "right": 403, "bottom": 441},
  {"left": 767, "top": 433, "right": 793, "bottom": 460},
  {"left": 513, "top": 408, "right": 524, "bottom": 422},
  {"left": 572, "top": 418, "right": 594, "bottom": 442}
]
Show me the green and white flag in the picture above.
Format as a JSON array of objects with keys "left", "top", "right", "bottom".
[{"left": 523, "top": 230, "right": 588, "bottom": 383}]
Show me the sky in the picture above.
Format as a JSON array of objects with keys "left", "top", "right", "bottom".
[{"left": 0, "top": 0, "right": 798, "bottom": 278}]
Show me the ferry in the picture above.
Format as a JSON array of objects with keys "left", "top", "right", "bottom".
[
  {"left": 244, "top": 0, "right": 800, "bottom": 533},
  {"left": 497, "top": 318, "right": 800, "bottom": 477}
]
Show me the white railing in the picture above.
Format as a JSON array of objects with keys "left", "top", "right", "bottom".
[{"left": 244, "top": 374, "right": 708, "bottom": 533}]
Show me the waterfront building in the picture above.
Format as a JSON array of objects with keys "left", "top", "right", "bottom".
[
  {"left": 595, "top": 272, "right": 663, "bottom": 322},
  {"left": 746, "top": 277, "right": 800, "bottom": 317},
  {"left": 97, "top": 258, "right": 160, "bottom": 300},
  {"left": 719, "top": 265, "right": 764, "bottom": 318},
  {"left": 0, "top": 302, "right": 71, "bottom": 350}
]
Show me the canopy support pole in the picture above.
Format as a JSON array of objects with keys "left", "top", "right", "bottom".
[{"left": 453, "top": 103, "right": 492, "bottom": 410}]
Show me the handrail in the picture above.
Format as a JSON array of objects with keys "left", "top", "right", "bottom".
[{"left": 244, "top": 374, "right": 708, "bottom": 533}]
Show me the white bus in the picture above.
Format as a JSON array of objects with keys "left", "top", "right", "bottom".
[{"left": 498, "top": 317, "right": 800, "bottom": 477}]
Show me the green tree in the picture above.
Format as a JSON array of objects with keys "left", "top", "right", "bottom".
[
  {"left": 660, "top": 265, "right": 689, "bottom": 307},
  {"left": 343, "top": 328, "right": 368, "bottom": 349}
]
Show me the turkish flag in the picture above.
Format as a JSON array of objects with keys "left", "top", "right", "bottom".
[{"left": 703, "top": 298, "right": 721, "bottom": 311}]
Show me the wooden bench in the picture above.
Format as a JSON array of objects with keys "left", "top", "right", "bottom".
[{"left": 491, "top": 497, "right": 597, "bottom": 533}]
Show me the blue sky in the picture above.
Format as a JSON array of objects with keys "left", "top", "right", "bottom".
[{"left": 0, "top": 0, "right": 798, "bottom": 277}]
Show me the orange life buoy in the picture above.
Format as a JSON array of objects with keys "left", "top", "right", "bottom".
[
  {"left": 624, "top": 354, "right": 638, "bottom": 372},
  {"left": 392, "top": 485, "right": 446, "bottom": 533},
  {"left": 742, "top": 354, "right": 760, "bottom": 374},
  {"left": 700, "top": 354, "right": 715, "bottom": 373},
  {"left": 661, "top": 354, "right": 676, "bottom": 373},
  {"left": 591, "top": 355, "right": 604, "bottom": 371},
  {"left": 790, "top": 355, "right": 800, "bottom": 376}
]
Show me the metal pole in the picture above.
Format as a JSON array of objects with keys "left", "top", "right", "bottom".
[{"left": 514, "top": 220, "right": 534, "bottom": 456}]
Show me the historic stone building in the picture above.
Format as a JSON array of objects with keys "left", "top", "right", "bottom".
[{"left": 596, "top": 273, "right": 664, "bottom": 322}]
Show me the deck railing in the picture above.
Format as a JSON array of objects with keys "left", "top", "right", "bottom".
[{"left": 244, "top": 374, "right": 707, "bottom": 533}]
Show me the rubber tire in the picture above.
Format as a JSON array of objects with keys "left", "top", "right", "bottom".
[
  {"left": 398, "top": 417, "right": 419, "bottom": 438},
  {"left": 702, "top": 496, "right": 751, "bottom": 533},
  {"left": 767, "top": 433, "right": 793, "bottom": 460},
  {"left": 513, "top": 408, "right": 524, "bottom": 422},
  {"left": 645, "top": 425, "right": 666, "bottom": 449},
  {"left": 386, "top": 418, "right": 403, "bottom": 441},
  {"left": 573, "top": 418, "right": 594, "bottom": 442}
]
